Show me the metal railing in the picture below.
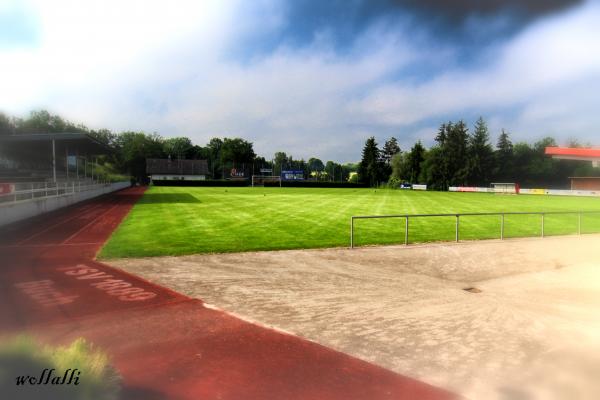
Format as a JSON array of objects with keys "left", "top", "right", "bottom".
[
  {"left": 350, "top": 211, "right": 600, "bottom": 248},
  {"left": 0, "top": 181, "right": 111, "bottom": 204}
]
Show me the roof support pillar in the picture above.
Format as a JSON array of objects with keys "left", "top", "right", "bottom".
[{"left": 52, "top": 139, "right": 56, "bottom": 183}]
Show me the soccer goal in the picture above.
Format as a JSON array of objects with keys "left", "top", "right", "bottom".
[
  {"left": 491, "top": 182, "right": 520, "bottom": 194},
  {"left": 251, "top": 175, "right": 282, "bottom": 187}
]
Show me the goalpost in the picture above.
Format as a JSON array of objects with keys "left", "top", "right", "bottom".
[
  {"left": 491, "top": 182, "right": 519, "bottom": 194},
  {"left": 251, "top": 175, "right": 282, "bottom": 187}
]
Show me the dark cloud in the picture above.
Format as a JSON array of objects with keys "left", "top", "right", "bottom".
[
  {"left": 398, "top": 0, "right": 582, "bottom": 18},
  {"left": 279, "top": 0, "right": 583, "bottom": 42},
  {"left": 229, "top": 0, "right": 584, "bottom": 64}
]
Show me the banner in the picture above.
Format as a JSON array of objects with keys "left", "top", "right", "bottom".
[{"left": 281, "top": 170, "right": 304, "bottom": 180}]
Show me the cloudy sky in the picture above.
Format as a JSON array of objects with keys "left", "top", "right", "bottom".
[{"left": 1, "top": 0, "right": 599, "bottom": 162}]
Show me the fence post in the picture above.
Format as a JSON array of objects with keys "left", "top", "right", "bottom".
[
  {"left": 404, "top": 216, "right": 409, "bottom": 245},
  {"left": 541, "top": 213, "right": 545, "bottom": 238},
  {"left": 45, "top": 182, "right": 48, "bottom": 197},
  {"left": 578, "top": 212, "right": 581, "bottom": 235},
  {"left": 500, "top": 213, "right": 504, "bottom": 240},
  {"left": 31, "top": 183, "right": 34, "bottom": 199},
  {"left": 350, "top": 217, "right": 354, "bottom": 249},
  {"left": 455, "top": 214, "right": 460, "bottom": 242}
]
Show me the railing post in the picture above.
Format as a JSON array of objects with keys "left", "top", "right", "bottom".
[
  {"left": 31, "top": 183, "right": 34, "bottom": 199},
  {"left": 455, "top": 214, "right": 459, "bottom": 242},
  {"left": 500, "top": 213, "right": 505, "bottom": 240},
  {"left": 45, "top": 182, "right": 48, "bottom": 197},
  {"left": 350, "top": 217, "right": 354, "bottom": 249},
  {"left": 404, "top": 216, "right": 409, "bottom": 245},
  {"left": 541, "top": 213, "right": 545, "bottom": 238},
  {"left": 578, "top": 212, "right": 581, "bottom": 235}
]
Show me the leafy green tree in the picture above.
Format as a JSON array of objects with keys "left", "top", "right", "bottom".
[
  {"left": 407, "top": 141, "right": 425, "bottom": 183},
  {"left": 467, "top": 117, "right": 494, "bottom": 185},
  {"left": 420, "top": 146, "right": 446, "bottom": 190},
  {"left": 308, "top": 157, "right": 324, "bottom": 174},
  {"left": 325, "top": 161, "right": 342, "bottom": 182},
  {"left": 16, "top": 110, "right": 89, "bottom": 134},
  {"left": 358, "top": 137, "right": 384, "bottom": 187},
  {"left": 273, "top": 151, "right": 288, "bottom": 176},
  {"left": 207, "top": 138, "right": 224, "bottom": 178},
  {"left": 114, "top": 132, "right": 164, "bottom": 183},
  {"left": 0, "top": 112, "right": 15, "bottom": 135},
  {"left": 427, "top": 121, "right": 469, "bottom": 189},
  {"left": 89, "top": 129, "right": 116, "bottom": 146},
  {"left": 493, "top": 129, "right": 514, "bottom": 181},
  {"left": 445, "top": 120, "right": 470, "bottom": 186},
  {"left": 382, "top": 137, "right": 401, "bottom": 164},
  {"left": 221, "top": 138, "right": 255, "bottom": 166},
  {"left": 390, "top": 152, "right": 409, "bottom": 181},
  {"left": 163, "top": 137, "right": 193, "bottom": 160}
]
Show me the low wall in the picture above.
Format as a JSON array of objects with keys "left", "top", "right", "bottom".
[
  {"left": 0, "top": 181, "right": 130, "bottom": 227},
  {"left": 450, "top": 186, "right": 600, "bottom": 197}
]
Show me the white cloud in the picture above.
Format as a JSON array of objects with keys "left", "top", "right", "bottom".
[{"left": 1, "top": 0, "right": 599, "bottom": 162}]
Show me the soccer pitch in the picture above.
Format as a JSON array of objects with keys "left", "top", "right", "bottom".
[{"left": 99, "top": 186, "right": 600, "bottom": 258}]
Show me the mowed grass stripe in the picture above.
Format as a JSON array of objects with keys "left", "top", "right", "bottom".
[{"left": 99, "top": 187, "right": 600, "bottom": 258}]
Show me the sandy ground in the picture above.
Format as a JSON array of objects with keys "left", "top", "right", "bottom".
[{"left": 110, "top": 235, "right": 600, "bottom": 400}]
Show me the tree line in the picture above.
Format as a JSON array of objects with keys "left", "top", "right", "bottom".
[
  {"left": 2, "top": 111, "right": 596, "bottom": 188},
  {"left": 358, "top": 117, "right": 598, "bottom": 189},
  {"left": 0, "top": 110, "right": 357, "bottom": 183}
]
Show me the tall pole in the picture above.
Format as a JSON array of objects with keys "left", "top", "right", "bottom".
[
  {"left": 65, "top": 145, "right": 69, "bottom": 180},
  {"left": 52, "top": 139, "right": 56, "bottom": 183}
]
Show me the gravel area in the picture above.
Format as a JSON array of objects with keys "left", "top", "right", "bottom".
[{"left": 110, "top": 235, "right": 600, "bottom": 399}]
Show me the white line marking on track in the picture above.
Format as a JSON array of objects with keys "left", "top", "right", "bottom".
[
  {"left": 16, "top": 201, "right": 108, "bottom": 245},
  {"left": 0, "top": 242, "right": 103, "bottom": 249},
  {"left": 61, "top": 201, "right": 123, "bottom": 245}
]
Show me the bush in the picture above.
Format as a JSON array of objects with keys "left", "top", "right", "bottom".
[
  {"left": 0, "top": 335, "right": 121, "bottom": 400},
  {"left": 152, "top": 179, "right": 248, "bottom": 187},
  {"left": 264, "top": 180, "right": 368, "bottom": 188}
]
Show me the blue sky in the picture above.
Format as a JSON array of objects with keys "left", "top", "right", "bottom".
[{"left": 1, "top": 0, "right": 598, "bottom": 162}]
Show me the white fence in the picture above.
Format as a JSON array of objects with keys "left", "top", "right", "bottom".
[
  {"left": 0, "top": 181, "right": 130, "bottom": 227},
  {"left": 449, "top": 186, "right": 600, "bottom": 197},
  {"left": 350, "top": 210, "right": 599, "bottom": 248},
  {"left": 0, "top": 181, "right": 114, "bottom": 204}
]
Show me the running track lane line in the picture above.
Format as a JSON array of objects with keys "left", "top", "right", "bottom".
[
  {"left": 60, "top": 198, "right": 125, "bottom": 245},
  {"left": 16, "top": 200, "right": 110, "bottom": 245}
]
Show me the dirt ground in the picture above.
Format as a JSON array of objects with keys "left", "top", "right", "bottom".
[{"left": 110, "top": 235, "right": 600, "bottom": 400}]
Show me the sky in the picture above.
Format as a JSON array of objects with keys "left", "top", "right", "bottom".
[{"left": 1, "top": 0, "right": 599, "bottom": 162}]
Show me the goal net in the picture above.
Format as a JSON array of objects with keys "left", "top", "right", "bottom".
[
  {"left": 251, "top": 175, "right": 282, "bottom": 187},
  {"left": 491, "top": 182, "right": 519, "bottom": 194}
]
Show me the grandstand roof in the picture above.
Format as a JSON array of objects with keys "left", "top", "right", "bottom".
[
  {"left": 0, "top": 133, "right": 112, "bottom": 154},
  {"left": 545, "top": 147, "right": 600, "bottom": 161}
]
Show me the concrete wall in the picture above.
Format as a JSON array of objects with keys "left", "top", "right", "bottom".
[{"left": 0, "top": 181, "right": 130, "bottom": 228}]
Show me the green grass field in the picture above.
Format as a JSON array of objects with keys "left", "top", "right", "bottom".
[{"left": 99, "top": 186, "right": 600, "bottom": 258}]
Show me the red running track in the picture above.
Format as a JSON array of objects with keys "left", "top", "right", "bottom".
[{"left": 0, "top": 187, "right": 457, "bottom": 400}]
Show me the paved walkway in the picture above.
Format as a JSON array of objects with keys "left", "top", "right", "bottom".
[{"left": 0, "top": 187, "right": 455, "bottom": 400}]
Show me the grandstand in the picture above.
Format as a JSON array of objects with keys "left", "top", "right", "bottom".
[
  {"left": 0, "top": 133, "right": 111, "bottom": 184},
  {"left": 0, "top": 133, "right": 128, "bottom": 226}
]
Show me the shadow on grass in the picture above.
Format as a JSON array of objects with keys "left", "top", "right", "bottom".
[{"left": 137, "top": 193, "right": 201, "bottom": 204}]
